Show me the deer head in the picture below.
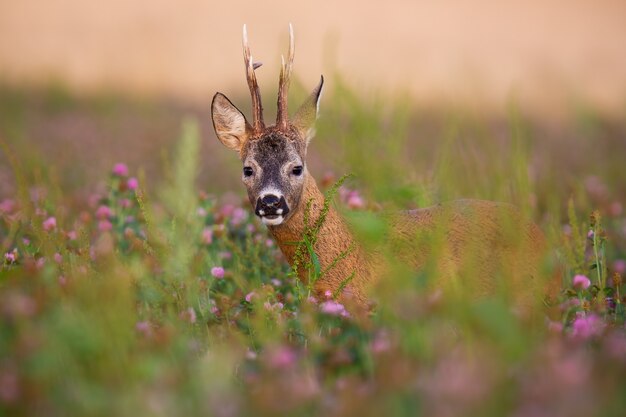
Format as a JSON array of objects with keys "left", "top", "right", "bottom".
[{"left": 211, "top": 25, "right": 323, "bottom": 226}]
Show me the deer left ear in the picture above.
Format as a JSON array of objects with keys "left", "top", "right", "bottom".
[{"left": 292, "top": 75, "right": 324, "bottom": 144}]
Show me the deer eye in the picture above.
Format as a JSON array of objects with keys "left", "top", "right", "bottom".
[
  {"left": 243, "top": 167, "right": 254, "bottom": 177},
  {"left": 291, "top": 166, "right": 303, "bottom": 176}
]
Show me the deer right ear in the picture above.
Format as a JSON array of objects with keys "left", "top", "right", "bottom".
[
  {"left": 292, "top": 75, "right": 324, "bottom": 145},
  {"left": 211, "top": 93, "right": 251, "bottom": 152}
]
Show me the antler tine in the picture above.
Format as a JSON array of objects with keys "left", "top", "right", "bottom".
[
  {"left": 276, "top": 23, "right": 295, "bottom": 129},
  {"left": 242, "top": 24, "right": 265, "bottom": 133}
]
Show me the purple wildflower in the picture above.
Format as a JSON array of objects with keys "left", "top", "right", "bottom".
[
  {"left": 127, "top": 177, "right": 139, "bottom": 190},
  {"left": 201, "top": 228, "right": 213, "bottom": 244},
  {"left": 0, "top": 199, "right": 15, "bottom": 214},
  {"left": 4, "top": 250, "right": 17, "bottom": 264},
  {"left": 571, "top": 314, "right": 605, "bottom": 340},
  {"left": 268, "top": 346, "right": 296, "bottom": 369},
  {"left": 98, "top": 220, "right": 113, "bottom": 232},
  {"left": 112, "top": 163, "right": 129, "bottom": 177},
  {"left": 211, "top": 266, "right": 225, "bottom": 279},
  {"left": 320, "top": 300, "right": 348, "bottom": 317},
  {"left": 572, "top": 274, "right": 591, "bottom": 290},
  {"left": 347, "top": 192, "right": 365, "bottom": 209},
  {"left": 42, "top": 217, "right": 57, "bottom": 231},
  {"left": 96, "top": 205, "right": 112, "bottom": 219},
  {"left": 135, "top": 321, "right": 152, "bottom": 337},
  {"left": 230, "top": 207, "right": 247, "bottom": 226}
]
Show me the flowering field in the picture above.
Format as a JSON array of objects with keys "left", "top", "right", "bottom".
[{"left": 1, "top": 83, "right": 626, "bottom": 416}]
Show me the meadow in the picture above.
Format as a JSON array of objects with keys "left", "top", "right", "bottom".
[{"left": 1, "top": 80, "right": 626, "bottom": 416}]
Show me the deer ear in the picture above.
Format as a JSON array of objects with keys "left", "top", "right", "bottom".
[
  {"left": 211, "top": 93, "right": 251, "bottom": 151},
  {"left": 292, "top": 75, "right": 324, "bottom": 144}
]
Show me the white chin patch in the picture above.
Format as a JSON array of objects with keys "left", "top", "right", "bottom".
[{"left": 261, "top": 216, "right": 284, "bottom": 226}]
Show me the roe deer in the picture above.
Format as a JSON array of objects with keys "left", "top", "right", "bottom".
[{"left": 211, "top": 25, "right": 556, "bottom": 312}]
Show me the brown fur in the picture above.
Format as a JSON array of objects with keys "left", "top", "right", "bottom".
[
  {"left": 269, "top": 172, "right": 555, "bottom": 312},
  {"left": 388, "top": 200, "right": 554, "bottom": 311}
]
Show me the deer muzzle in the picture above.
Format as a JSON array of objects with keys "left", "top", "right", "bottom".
[{"left": 255, "top": 194, "right": 290, "bottom": 226}]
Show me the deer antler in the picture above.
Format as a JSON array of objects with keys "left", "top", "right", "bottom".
[
  {"left": 243, "top": 24, "right": 265, "bottom": 134},
  {"left": 276, "top": 23, "right": 295, "bottom": 130}
]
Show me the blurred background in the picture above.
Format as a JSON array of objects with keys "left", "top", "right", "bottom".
[
  {"left": 2, "top": 0, "right": 625, "bottom": 111},
  {"left": 0, "top": 0, "right": 625, "bottom": 199},
  {"left": 2, "top": 3, "right": 626, "bottom": 415}
]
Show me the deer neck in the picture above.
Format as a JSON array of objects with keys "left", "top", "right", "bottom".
[{"left": 267, "top": 172, "right": 371, "bottom": 301}]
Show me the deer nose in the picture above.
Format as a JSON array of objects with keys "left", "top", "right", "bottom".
[
  {"left": 255, "top": 194, "right": 290, "bottom": 220},
  {"left": 261, "top": 194, "right": 280, "bottom": 208}
]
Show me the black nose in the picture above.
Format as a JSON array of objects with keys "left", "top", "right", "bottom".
[
  {"left": 255, "top": 194, "right": 290, "bottom": 218},
  {"left": 261, "top": 194, "right": 280, "bottom": 208}
]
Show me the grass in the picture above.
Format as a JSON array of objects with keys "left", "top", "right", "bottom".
[{"left": 1, "top": 80, "right": 626, "bottom": 416}]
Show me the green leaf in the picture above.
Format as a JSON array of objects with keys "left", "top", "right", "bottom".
[
  {"left": 305, "top": 239, "right": 321, "bottom": 279},
  {"left": 311, "top": 251, "right": 321, "bottom": 279}
]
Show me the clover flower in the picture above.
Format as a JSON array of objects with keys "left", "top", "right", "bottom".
[
  {"left": 572, "top": 274, "right": 591, "bottom": 290},
  {"left": 571, "top": 314, "right": 604, "bottom": 340},
  {"left": 42, "top": 217, "right": 57, "bottom": 231},
  {"left": 112, "top": 163, "right": 129, "bottom": 177},
  {"left": 320, "top": 300, "right": 349, "bottom": 317},
  {"left": 211, "top": 266, "right": 225, "bottom": 279},
  {"left": 268, "top": 346, "right": 296, "bottom": 369},
  {"left": 127, "top": 177, "right": 139, "bottom": 190},
  {"left": 4, "top": 249, "right": 17, "bottom": 264},
  {"left": 98, "top": 220, "right": 113, "bottom": 232},
  {"left": 202, "top": 228, "right": 213, "bottom": 244},
  {"left": 96, "top": 205, "right": 112, "bottom": 219}
]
